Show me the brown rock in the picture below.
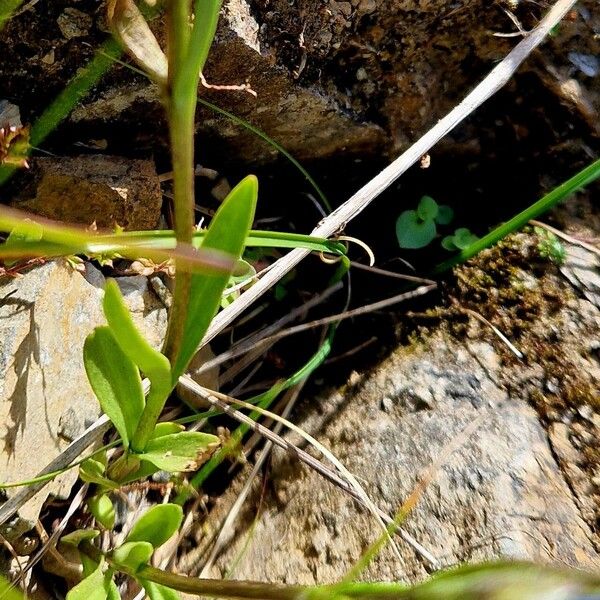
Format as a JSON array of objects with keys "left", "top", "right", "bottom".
[{"left": 12, "top": 156, "right": 162, "bottom": 230}]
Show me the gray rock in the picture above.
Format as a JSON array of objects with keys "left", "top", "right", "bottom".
[
  {"left": 0, "top": 261, "right": 166, "bottom": 538},
  {"left": 197, "top": 333, "right": 599, "bottom": 583}
]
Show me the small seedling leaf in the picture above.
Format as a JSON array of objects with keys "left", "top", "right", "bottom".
[
  {"left": 106, "top": 0, "right": 167, "bottom": 85},
  {"left": 435, "top": 204, "right": 454, "bottom": 225},
  {"left": 79, "top": 458, "right": 119, "bottom": 490},
  {"left": 396, "top": 210, "right": 437, "bottom": 249},
  {"left": 83, "top": 326, "right": 145, "bottom": 448},
  {"left": 137, "top": 431, "right": 220, "bottom": 473},
  {"left": 141, "top": 580, "right": 181, "bottom": 600},
  {"left": 441, "top": 236, "right": 458, "bottom": 251},
  {"left": 66, "top": 559, "right": 109, "bottom": 600},
  {"left": 170, "top": 175, "right": 257, "bottom": 380},
  {"left": 88, "top": 494, "right": 116, "bottom": 530},
  {"left": 126, "top": 504, "right": 183, "bottom": 548},
  {"left": 151, "top": 422, "right": 185, "bottom": 439},
  {"left": 112, "top": 541, "right": 153, "bottom": 573},
  {"left": 452, "top": 228, "right": 479, "bottom": 250},
  {"left": 417, "top": 195, "right": 439, "bottom": 221},
  {"left": 60, "top": 529, "right": 99, "bottom": 547}
]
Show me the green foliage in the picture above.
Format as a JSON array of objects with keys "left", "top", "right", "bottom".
[
  {"left": 137, "top": 431, "right": 219, "bottom": 472},
  {"left": 396, "top": 195, "right": 454, "bottom": 249},
  {"left": 441, "top": 227, "right": 479, "bottom": 251},
  {"left": 88, "top": 494, "right": 116, "bottom": 530},
  {"left": 140, "top": 580, "right": 181, "bottom": 600},
  {"left": 66, "top": 558, "right": 112, "bottom": 600},
  {"left": 79, "top": 457, "right": 119, "bottom": 489},
  {"left": 169, "top": 175, "right": 258, "bottom": 380},
  {"left": 112, "top": 541, "right": 154, "bottom": 573},
  {"left": 0, "top": 574, "right": 24, "bottom": 600},
  {"left": 126, "top": 504, "right": 183, "bottom": 548},
  {"left": 83, "top": 327, "right": 145, "bottom": 449}
]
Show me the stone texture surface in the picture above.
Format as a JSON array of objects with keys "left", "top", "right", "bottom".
[
  {"left": 0, "top": 261, "right": 167, "bottom": 536},
  {"left": 183, "top": 237, "right": 600, "bottom": 584},
  {"left": 11, "top": 156, "right": 162, "bottom": 230}
]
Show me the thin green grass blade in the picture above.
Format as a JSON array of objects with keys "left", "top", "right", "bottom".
[{"left": 434, "top": 157, "right": 600, "bottom": 273}]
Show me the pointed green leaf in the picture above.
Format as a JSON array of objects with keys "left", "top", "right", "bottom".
[
  {"left": 112, "top": 541, "right": 153, "bottom": 573},
  {"left": 66, "top": 559, "right": 108, "bottom": 600},
  {"left": 396, "top": 210, "right": 437, "bottom": 249},
  {"left": 141, "top": 580, "right": 181, "bottom": 600},
  {"left": 137, "top": 431, "right": 219, "bottom": 473},
  {"left": 88, "top": 494, "right": 116, "bottom": 530},
  {"left": 417, "top": 195, "right": 439, "bottom": 221},
  {"left": 435, "top": 204, "right": 454, "bottom": 225},
  {"left": 102, "top": 278, "right": 172, "bottom": 437},
  {"left": 171, "top": 175, "right": 258, "bottom": 380},
  {"left": 126, "top": 504, "right": 183, "bottom": 548},
  {"left": 83, "top": 326, "right": 145, "bottom": 448}
]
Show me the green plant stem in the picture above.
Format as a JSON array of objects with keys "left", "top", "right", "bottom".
[{"left": 434, "top": 157, "right": 600, "bottom": 273}]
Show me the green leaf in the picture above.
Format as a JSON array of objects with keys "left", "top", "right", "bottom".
[
  {"left": 171, "top": 175, "right": 258, "bottom": 380},
  {"left": 396, "top": 210, "right": 437, "bottom": 249},
  {"left": 0, "top": 574, "right": 24, "bottom": 600},
  {"left": 79, "top": 458, "right": 119, "bottom": 490},
  {"left": 112, "top": 541, "right": 153, "bottom": 573},
  {"left": 417, "top": 195, "right": 439, "bottom": 221},
  {"left": 138, "top": 431, "right": 219, "bottom": 473},
  {"left": 66, "top": 559, "right": 108, "bottom": 600},
  {"left": 452, "top": 227, "right": 479, "bottom": 250},
  {"left": 83, "top": 326, "right": 145, "bottom": 448},
  {"left": 151, "top": 422, "right": 185, "bottom": 439},
  {"left": 102, "top": 278, "right": 172, "bottom": 446},
  {"left": 140, "top": 580, "right": 181, "bottom": 600},
  {"left": 126, "top": 504, "right": 183, "bottom": 548},
  {"left": 441, "top": 236, "right": 458, "bottom": 251},
  {"left": 435, "top": 204, "right": 454, "bottom": 225},
  {"left": 60, "top": 529, "right": 100, "bottom": 547},
  {"left": 88, "top": 494, "right": 116, "bottom": 530}
]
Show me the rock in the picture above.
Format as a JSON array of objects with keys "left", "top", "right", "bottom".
[
  {"left": 11, "top": 156, "right": 162, "bottom": 230},
  {"left": 197, "top": 333, "right": 599, "bottom": 584},
  {"left": 0, "top": 261, "right": 166, "bottom": 540},
  {"left": 186, "top": 238, "right": 600, "bottom": 584}
]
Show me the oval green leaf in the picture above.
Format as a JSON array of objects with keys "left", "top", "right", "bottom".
[
  {"left": 88, "top": 494, "right": 116, "bottom": 530},
  {"left": 126, "top": 503, "right": 183, "bottom": 548},
  {"left": 137, "top": 431, "right": 219, "bottom": 473},
  {"left": 66, "top": 559, "right": 108, "bottom": 600},
  {"left": 112, "top": 541, "right": 153, "bottom": 573},
  {"left": 417, "top": 195, "right": 439, "bottom": 221},
  {"left": 396, "top": 210, "right": 437, "bottom": 249},
  {"left": 83, "top": 326, "right": 145, "bottom": 448}
]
